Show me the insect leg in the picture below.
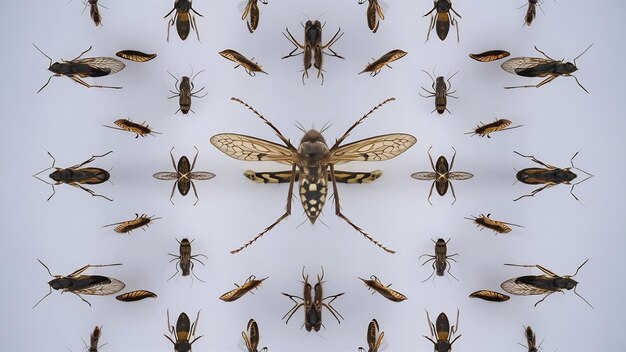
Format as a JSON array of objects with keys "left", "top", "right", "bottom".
[
  {"left": 190, "top": 261, "right": 205, "bottom": 282},
  {"left": 32, "top": 286, "right": 53, "bottom": 309},
  {"left": 420, "top": 262, "right": 436, "bottom": 283},
  {"left": 322, "top": 299, "right": 345, "bottom": 323},
  {"left": 281, "top": 293, "right": 305, "bottom": 323},
  {"left": 70, "top": 291, "right": 93, "bottom": 307},
  {"left": 426, "top": 181, "right": 435, "bottom": 206},
  {"left": 570, "top": 75, "right": 589, "bottom": 93},
  {"left": 167, "top": 260, "right": 180, "bottom": 281},
  {"left": 71, "top": 46, "right": 93, "bottom": 61},
  {"left": 425, "top": 14, "right": 436, "bottom": 42},
  {"left": 73, "top": 184, "right": 113, "bottom": 201},
  {"left": 419, "top": 87, "right": 436, "bottom": 98},
  {"left": 70, "top": 76, "right": 122, "bottom": 90},
  {"left": 192, "top": 14, "right": 201, "bottom": 42},
  {"left": 169, "top": 181, "right": 178, "bottom": 205},
  {"left": 504, "top": 75, "right": 556, "bottom": 90},
  {"left": 533, "top": 46, "right": 555, "bottom": 61},
  {"left": 513, "top": 183, "right": 554, "bottom": 201},
  {"left": 533, "top": 291, "right": 555, "bottom": 307},
  {"left": 513, "top": 151, "right": 555, "bottom": 168},
  {"left": 37, "top": 75, "right": 56, "bottom": 93},
  {"left": 68, "top": 263, "right": 122, "bottom": 277},
  {"left": 72, "top": 151, "right": 113, "bottom": 168},
  {"left": 330, "top": 98, "right": 395, "bottom": 149},
  {"left": 449, "top": 181, "right": 458, "bottom": 205},
  {"left": 422, "top": 5, "right": 436, "bottom": 17},
  {"left": 231, "top": 97, "right": 296, "bottom": 149}
]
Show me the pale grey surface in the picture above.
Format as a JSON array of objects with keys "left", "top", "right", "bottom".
[{"left": 1, "top": 0, "right": 625, "bottom": 351}]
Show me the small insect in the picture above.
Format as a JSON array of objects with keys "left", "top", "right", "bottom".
[
  {"left": 358, "top": 319, "right": 384, "bottom": 352},
  {"left": 165, "top": 310, "right": 202, "bottom": 352},
  {"left": 465, "top": 213, "right": 523, "bottom": 234},
  {"left": 211, "top": 97, "right": 416, "bottom": 254},
  {"left": 115, "top": 50, "right": 157, "bottom": 62},
  {"left": 423, "top": 0, "right": 461, "bottom": 42},
  {"left": 103, "top": 119, "right": 161, "bottom": 138},
  {"left": 219, "top": 49, "right": 267, "bottom": 76},
  {"left": 103, "top": 213, "right": 161, "bottom": 234},
  {"left": 513, "top": 151, "right": 593, "bottom": 202},
  {"left": 116, "top": 290, "right": 157, "bottom": 302},
  {"left": 33, "top": 44, "right": 124, "bottom": 93},
  {"left": 465, "top": 119, "right": 522, "bottom": 138},
  {"left": 242, "top": 0, "right": 268, "bottom": 33},
  {"left": 419, "top": 70, "right": 458, "bottom": 114},
  {"left": 411, "top": 147, "right": 473, "bottom": 205},
  {"left": 282, "top": 267, "right": 345, "bottom": 332},
  {"left": 469, "top": 50, "right": 510, "bottom": 62},
  {"left": 358, "top": 0, "right": 385, "bottom": 33},
  {"left": 282, "top": 20, "right": 344, "bottom": 85},
  {"left": 419, "top": 238, "right": 458, "bottom": 283},
  {"left": 82, "top": 0, "right": 105, "bottom": 26},
  {"left": 164, "top": 0, "right": 203, "bottom": 41},
  {"left": 423, "top": 310, "right": 461, "bottom": 352},
  {"left": 468, "top": 290, "right": 510, "bottom": 302},
  {"left": 523, "top": 0, "right": 542, "bottom": 26},
  {"left": 84, "top": 325, "right": 104, "bottom": 352},
  {"left": 167, "top": 70, "right": 207, "bottom": 115},
  {"left": 242, "top": 319, "right": 268, "bottom": 352},
  {"left": 219, "top": 275, "right": 268, "bottom": 302},
  {"left": 359, "top": 49, "right": 408, "bottom": 76},
  {"left": 359, "top": 275, "right": 407, "bottom": 302},
  {"left": 34, "top": 260, "right": 124, "bottom": 308},
  {"left": 33, "top": 150, "right": 113, "bottom": 201},
  {"left": 518, "top": 326, "right": 543, "bottom": 352},
  {"left": 168, "top": 238, "right": 207, "bottom": 283},
  {"left": 153, "top": 147, "right": 215, "bottom": 205},
  {"left": 501, "top": 44, "right": 593, "bottom": 92}
]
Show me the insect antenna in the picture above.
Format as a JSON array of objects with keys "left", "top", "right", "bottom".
[
  {"left": 33, "top": 44, "right": 53, "bottom": 66},
  {"left": 573, "top": 287, "right": 594, "bottom": 308},
  {"left": 319, "top": 120, "right": 333, "bottom": 134},
  {"left": 571, "top": 258, "right": 589, "bottom": 277},
  {"left": 293, "top": 121, "right": 307, "bottom": 134},
  {"left": 572, "top": 75, "right": 589, "bottom": 94},
  {"left": 573, "top": 43, "right": 593, "bottom": 67},
  {"left": 330, "top": 97, "right": 395, "bottom": 149},
  {"left": 231, "top": 97, "right": 295, "bottom": 149}
]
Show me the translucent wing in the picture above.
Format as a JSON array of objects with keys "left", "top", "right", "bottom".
[
  {"left": 448, "top": 171, "right": 474, "bottom": 180},
  {"left": 501, "top": 57, "right": 551, "bottom": 75},
  {"left": 411, "top": 172, "right": 437, "bottom": 180},
  {"left": 78, "top": 278, "right": 126, "bottom": 295},
  {"left": 153, "top": 172, "right": 179, "bottom": 180},
  {"left": 189, "top": 172, "right": 216, "bottom": 180},
  {"left": 75, "top": 57, "right": 126, "bottom": 74},
  {"left": 210, "top": 134, "right": 295, "bottom": 165},
  {"left": 500, "top": 278, "right": 548, "bottom": 296},
  {"left": 327, "top": 134, "right": 416, "bottom": 164}
]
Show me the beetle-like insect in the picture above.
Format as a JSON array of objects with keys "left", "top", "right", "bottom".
[
  {"left": 115, "top": 50, "right": 157, "bottom": 62},
  {"left": 164, "top": 0, "right": 203, "bottom": 41},
  {"left": 358, "top": 275, "right": 407, "bottom": 302},
  {"left": 34, "top": 260, "right": 124, "bottom": 308},
  {"left": 358, "top": 0, "right": 385, "bottom": 33},
  {"left": 513, "top": 151, "right": 593, "bottom": 202},
  {"left": 211, "top": 97, "right": 416, "bottom": 254},
  {"left": 423, "top": 310, "right": 461, "bottom": 352},
  {"left": 423, "top": 0, "right": 461, "bottom": 42},
  {"left": 168, "top": 70, "right": 207, "bottom": 115},
  {"left": 359, "top": 49, "right": 408, "bottom": 76},
  {"left": 282, "top": 267, "right": 345, "bottom": 332},
  {"left": 518, "top": 326, "right": 542, "bottom": 352},
  {"left": 82, "top": 0, "right": 105, "bottom": 26},
  {"left": 501, "top": 259, "right": 593, "bottom": 308},
  {"left": 465, "top": 213, "right": 523, "bottom": 234},
  {"left": 419, "top": 70, "right": 458, "bottom": 114},
  {"left": 359, "top": 319, "right": 384, "bottom": 352},
  {"left": 153, "top": 147, "right": 215, "bottom": 205},
  {"left": 242, "top": 0, "right": 268, "bottom": 33},
  {"left": 116, "top": 290, "right": 157, "bottom": 302},
  {"left": 282, "top": 20, "right": 344, "bottom": 85},
  {"left": 165, "top": 310, "right": 202, "bottom": 352},
  {"left": 103, "top": 119, "right": 161, "bottom": 138},
  {"left": 501, "top": 44, "right": 593, "bottom": 93},
  {"left": 103, "top": 213, "right": 161, "bottom": 234},
  {"left": 219, "top": 275, "right": 268, "bottom": 302},
  {"left": 465, "top": 119, "right": 522, "bottom": 138},
  {"left": 219, "top": 49, "right": 267, "bottom": 76},
  {"left": 33, "top": 44, "right": 124, "bottom": 93},
  {"left": 523, "top": 0, "right": 542, "bottom": 26},
  {"left": 168, "top": 238, "right": 207, "bottom": 282},
  {"left": 33, "top": 150, "right": 113, "bottom": 201},
  {"left": 411, "top": 147, "right": 473, "bottom": 205},
  {"left": 469, "top": 50, "right": 510, "bottom": 62},
  {"left": 469, "top": 290, "right": 510, "bottom": 302},
  {"left": 242, "top": 319, "right": 268, "bottom": 352},
  {"left": 419, "top": 238, "right": 458, "bottom": 283}
]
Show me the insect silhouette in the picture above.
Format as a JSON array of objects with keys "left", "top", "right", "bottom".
[
  {"left": 513, "top": 151, "right": 593, "bottom": 202},
  {"left": 164, "top": 0, "right": 202, "bottom": 41},
  {"left": 242, "top": 0, "right": 268, "bottom": 33},
  {"left": 501, "top": 44, "right": 593, "bottom": 93},
  {"left": 153, "top": 147, "right": 215, "bottom": 205},
  {"left": 358, "top": 275, "right": 407, "bottom": 302},
  {"left": 210, "top": 97, "right": 416, "bottom": 254},
  {"left": 242, "top": 319, "right": 268, "bottom": 352},
  {"left": 219, "top": 275, "right": 268, "bottom": 302},
  {"left": 103, "top": 214, "right": 161, "bottom": 234},
  {"left": 82, "top": 325, "right": 105, "bottom": 352},
  {"left": 359, "top": 49, "right": 408, "bottom": 76},
  {"left": 34, "top": 260, "right": 124, "bottom": 308},
  {"left": 358, "top": 0, "right": 385, "bottom": 33},
  {"left": 358, "top": 319, "right": 384, "bottom": 352},
  {"left": 116, "top": 290, "right": 157, "bottom": 302},
  {"left": 419, "top": 69, "right": 458, "bottom": 114},
  {"left": 168, "top": 70, "right": 207, "bottom": 115},
  {"left": 465, "top": 119, "right": 522, "bottom": 138},
  {"left": 82, "top": 0, "right": 106, "bottom": 26},
  {"left": 469, "top": 50, "right": 510, "bottom": 62},
  {"left": 423, "top": 0, "right": 461, "bottom": 42},
  {"left": 523, "top": 0, "right": 542, "bottom": 26},
  {"left": 518, "top": 326, "right": 543, "bottom": 352},
  {"left": 282, "top": 267, "right": 345, "bottom": 332},
  {"left": 219, "top": 49, "right": 267, "bottom": 76},
  {"left": 465, "top": 214, "right": 523, "bottom": 234},
  {"left": 282, "top": 20, "right": 344, "bottom": 85},
  {"left": 411, "top": 147, "right": 473, "bottom": 205},
  {"left": 165, "top": 310, "right": 202, "bottom": 352},
  {"left": 501, "top": 259, "right": 593, "bottom": 308},
  {"left": 115, "top": 50, "right": 157, "bottom": 62},
  {"left": 168, "top": 238, "right": 207, "bottom": 283},
  {"left": 33, "top": 150, "right": 113, "bottom": 201},
  {"left": 468, "top": 290, "right": 510, "bottom": 302},
  {"left": 423, "top": 310, "right": 461, "bottom": 352},
  {"left": 33, "top": 44, "right": 124, "bottom": 93},
  {"left": 419, "top": 238, "right": 458, "bottom": 283},
  {"left": 103, "top": 119, "right": 161, "bottom": 138}
]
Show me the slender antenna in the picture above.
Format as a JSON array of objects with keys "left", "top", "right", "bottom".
[
  {"left": 573, "top": 287, "right": 594, "bottom": 309},
  {"left": 32, "top": 286, "right": 53, "bottom": 309},
  {"left": 571, "top": 259, "right": 589, "bottom": 277},
  {"left": 33, "top": 44, "right": 53, "bottom": 66},
  {"left": 573, "top": 43, "right": 593, "bottom": 66},
  {"left": 37, "top": 258, "right": 54, "bottom": 277}
]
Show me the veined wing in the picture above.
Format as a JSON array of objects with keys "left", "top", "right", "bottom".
[
  {"left": 327, "top": 134, "right": 416, "bottom": 164},
  {"left": 189, "top": 172, "right": 216, "bottom": 180},
  {"left": 501, "top": 57, "right": 551, "bottom": 74},
  {"left": 411, "top": 171, "right": 437, "bottom": 180},
  {"left": 448, "top": 171, "right": 474, "bottom": 180},
  {"left": 75, "top": 57, "right": 125, "bottom": 74},
  {"left": 153, "top": 172, "right": 179, "bottom": 180},
  {"left": 500, "top": 278, "right": 548, "bottom": 296},
  {"left": 210, "top": 133, "right": 295, "bottom": 165},
  {"left": 78, "top": 278, "right": 125, "bottom": 295}
]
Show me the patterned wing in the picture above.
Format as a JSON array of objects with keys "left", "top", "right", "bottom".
[
  {"left": 411, "top": 172, "right": 437, "bottom": 180},
  {"left": 75, "top": 57, "right": 125, "bottom": 74},
  {"left": 500, "top": 278, "right": 548, "bottom": 296},
  {"left": 501, "top": 57, "right": 551, "bottom": 75},
  {"left": 189, "top": 172, "right": 216, "bottom": 180},
  {"left": 327, "top": 134, "right": 416, "bottom": 164},
  {"left": 210, "top": 134, "right": 295, "bottom": 165},
  {"left": 77, "top": 278, "right": 125, "bottom": 295},
  {"left": 153, "top": 172, "right": 179, "bottom": 180},
  {"left": 448, "top": 171, "right": 474, "bottom": 180}
]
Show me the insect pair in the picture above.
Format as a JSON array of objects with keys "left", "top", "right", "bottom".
[
  {"left": 153, "top": 147, "right": 215, "bottom": 205},
  {"left": 164, "top": 0, "right": 202, "bottom": 41},
  {"left": 165, "top": 310, "right": 202, "bottom": 352},
  {"left": 411, "top": 147, "right": 473, "bottom": 205}
]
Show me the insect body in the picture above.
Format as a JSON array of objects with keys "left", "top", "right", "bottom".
[
  {"left": 423, "top": 310, "right": 461, "bottom": 352},
  {"left": 419, "top": 70, "right": 458, "bottom": 114},
  {"left": 34, "top": 45, "right": 124, "bottom": 93},
  {"left": 359, "top": 319, "right": 384, "bottom": 352},
  {"left": 115, "top": 50, "right": 157, "bottom": 62},
  {"left": 358, "top": 275, "right": 407, "bottom": 302},
  {"left": 469, "top": 290, "right": 510, "bottom": 302},
  {"left": 469, "top": 50, "right": 510, "bottom": 62},
  {"left": 103, "top": 119, "right": 161, "bottom": 138},
  {"left": 219, "top": 275, "right": 268, "bottom": 302},
  {"left": 524, "top": 0, "right": 542, "bottom": 26},
  {"left": 219, "top": 49, "right": 267, "bottom": 76},
  {"left": 501, "top": 44, "right": 593, "bottom": 92},
  {"left": 211, "top": 97, "right": 416, "bottom": 253},
  {"left": 465, "top": 214, "right": 522, "bottom": 234},
  {"left": 359, "top": 49, "right": 407, "bottom": 76},
  {"left": 116, "top": 290, "right": 157, "bottom": 302},
  {"left": 103, "top": 214, "right": 161, "bottom": 234},
  {"left": 168, "top": 238, "right": 207, "bottom": 282},
  {"left": 242, "top": 0, "right": 268, "bottom": 33},
  {"left": 83, "top": 0, "right": 103, "bottom": 26},
  {"left": 411, "top": 147, "right": 473, "bottom": 205},
  {"left": 358, "top": 0, "right": 385, "bottom": 33},
  {"left": 424, "top": 0, "right": 461, "bottom": 41},
  {"left": 465, "top": 119, "right": 522, "bottom": 138},
  {"left": 34, "top": 260, "right": 124, "bottom": 308},
  {"left": 165, "top": 310, "right": 202, "bottom": 352},
  {"left": 517, "top": 326, "right": 541, "bottom": 352},
  {"left": 419, "top": 238, "right": 458, "bottom": 282},
  {"left": 164, "top": 0, "right": 203, "bottom": 41},
  {"left": 242, "top": 319, "right": 268, "bottom": 352},
  {"left": 153, "top": 147, "right": 215, "bottom": 205},
  {"left": 168, "top": 70, "right": 207, "bottom": 115},
  {"left": 282, "top": 20, "right": 344, "bottom": 85},
  {"left": 85, "top": 325, "right": 103, "bottom": 352}
]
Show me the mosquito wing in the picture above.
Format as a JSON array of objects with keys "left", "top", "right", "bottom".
[
  {"left": 448, "top": 171, "right": 474, "bottom": 180},
  {"left": 75, "top": 57, "right": 126, "bottom": 74},
  {"left": 189, "top": 172, "right": 216, "bottom": 180},
  {"left": 500, "top": 277, "right": 548, "bottom": 296},
  {"left": 210, "top": 133, "right": 295, "bottom": 165},
  {"left": 77, "top": 277, "right": 126, "bottom": 295},
  {"left": 153, "top": 172, "right": 179, "bottom": 180},
  {"left": 411, "top": 172, "right": 437, "bottom": 180},
  {"left": 501, "top": 57, "right": 551, "bottom": 75},
  {"left": 327, "top": 134, "right": 416, "bottom": 164}
]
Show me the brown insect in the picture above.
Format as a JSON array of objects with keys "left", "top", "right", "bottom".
[
  {"left": 219, "top": 275, "right": 268, "bottom": 302},
  {"left": 153, "top": 147, "right": 215, "bottom": 205},
  {"left": 210, "top": 97, "right": 416, "bottom": 254},
  {"left": 465, "top": 119, "right": 522, "bottom": 138},
  {"left": 523, "top": 0, "right": 542, "bottom": 26},
  {"left": 518, "top": 326, "right": 542, "bottom": 352},
  {"left": 423, "top": 0, "right": 461, "bottom": 42},
  {"left": 242, "top": 319, "right": 268, "bottom": 352},
  {"left": 168, "top": 238, "right": 207, "bottom": 283},
  {"left": 469, "top": 50, "right": 510, "bottom": 62},
  {"left": 84, "top": 325, "right": 104, "bottom": 352},
  {"left": 164, "top": 0, "right": 203, "bottom": 41},
  {"left": 116, "top": 290, "right": 157, "bottom": 302},
  {"left": 419, "top": 238, "right": 458, "bottom": 283},
  {"left": 465, "top": 213, "right": 523, "bottom": 234},
  {"left": 219, "top": 49, "right": 267, "bottom": 76},
  {"left": 468, "top": 290, "right": 510, "bottom": 302},
  {"left": 359, "top": 49, "right": 408, "bottom": 76},
  {"left": 168, "top": 70, "right": 207, "bottom": 115},
  {"left": 358, "top": 0, "right": 385, "bottom": 33},
  {"left": 358, "top": 319, "right": 384, "bottom": 352},
  {"left": 115, "top": 50, "right": 157, "bottom": 62},
  {"left": 411, "top": 147, "right": 473, "bottom": 205},
  {"left": 423, "top": 310, "right": 461, "bottom": 352},
  {"left": 165, "top": 310, "right": 202, "bottom": 352},
  {"left": 358, "top": 275, "right": 407, "bottom": 302},
  {"left": 103, "top": 119, "right": 161, "bottom": 138},
  {"left": 243, "top": 170, "right": 382, "bottom": 184},
  {"left": 82, "top": 0, "right": 105, "bottom": 26},
  {"left": 419, "top": 69, "right": 458, "bottom": 114},
  {"left": 242, "top": 0, "right": 268, "bottom": 33},
  {"left": 103, "top": 213, "right": 161, "bottom": 234}
]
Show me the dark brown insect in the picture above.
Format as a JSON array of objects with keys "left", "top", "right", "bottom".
[
  {"left": 468, "top": 290, "right": 510, "bottom": 302},
  {"left": 85, "top": 325, "right": 103, "bottom": 352},
  {"left": 468, "top": 50, "right": 510, "bottom": 62},
  {"left": 242, "top": 319, "right": 268, "bottom": 352},
  {"left": 423, "top": 0, "right": 461, "bottom": 41},
  {"left": 282, "top": 20, "right": 344, "bottom": 85},
  {"left": 115, "top": 50, "right": 157, "bottom": 62},
  {"left": 465, "top": 214, "right": 523, "bottom": 234},
  {"left": 359, "top": 275, "right": 407, "bottom": 302},
  {"left": 33, "top": 150, "right": 113, "bottom": 201},
  {"left": 82, "top": 0, "right": 105, "bottom": 26},
  {"left": 411, "top": 147, "right": 473, "bottom": 205},
  {"left": 167, "top": 70, "right": 207, "bottom": 114},
  {"left": 34, "top": 44, "right": 124, "bottom": 93},
  {"left": 419, "top": 70, "right": 458, "bottom": 114},
  {"left": 242, "top": 0, "right": 268, "bottom": 33},
  {"left": 210, "top": 97, "right": 416, "bottom": 254},
  {"left": 116, "top": 290, "right": 157, "bottom": 302},
  {"left": 514, "top": 151, "right": 593, "bottom": 202},
  {"left": 34, "top": 260, "right": 124, "bottom": 308},
  {"left": 518, "top": 326, "right": 542, "bottom": 352},
  {"left": 359, "top": 49, "right": 408, "bottom": 76},
  {"left": 103, "top": 119, "right": 161, "bottom": 138},
  {"left": 165, "top": 310, "right": 202, "bottom": 352},
  {"left": 164, "top": 0, "right": 203, "bottom": 41},
  {"left": 423, "top": 310, "right": 461, "bottom": 352},
  {"left": 358, "top": 0, "right": 385, "bottom": 33},
  {"left": 501, "top": 259, "right": 593, "bottom": 308},
  {"left": 153, "top": 147, "right": 215, "bottom": 205},
  {"left": 523, "top": 0, "right": 542, "bottom": 26},
  {"left": 103, "top": 213, "right": 161, "bottom": 234},
  {"left": 359, "top": 319, "right": 384, "bottom": 352},
  {"left": 219, "top": 275, "right": 268, "bottom": 302},
  {"left": 168, "top": 238, "right": 207, "bottom": 283},
  {"left": 465, "top": 119, "right": 522, "bottom": 138},
  {"left": 419, "top": 238, "right": 458, "bottom": 283},
  {"left": 219, "top": 49, "right": 267, "bottom": 76},
  {"left": 501, "top": 44, "right": 593, "bottom": 92}
]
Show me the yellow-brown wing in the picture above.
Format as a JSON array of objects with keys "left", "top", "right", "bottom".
[
  {"left": 326, "top": 134, "right": 416, "bottom": 164},
  {"left": 448, "top": 171, "right": 474, "bottom": 180},
  {"left": 210, "top": 134, "right": 295, "bottom": 165}
]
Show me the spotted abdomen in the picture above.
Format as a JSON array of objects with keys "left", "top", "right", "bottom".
[{"left": 300, "top": 177, "right": 327, "bottom": 223}]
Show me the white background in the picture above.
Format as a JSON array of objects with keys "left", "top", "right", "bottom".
[{"left": 1, "top": 0, "right": 625, "bottom": 351}]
